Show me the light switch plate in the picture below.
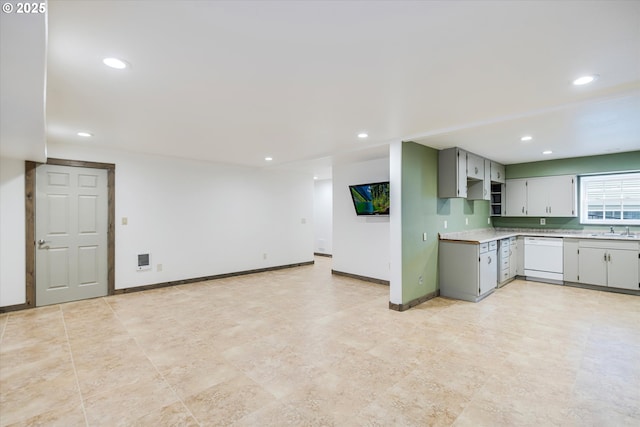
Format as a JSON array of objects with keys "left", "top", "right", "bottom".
[
  {"left": 540, "top": 218, "right": 546, "bottom": 225},
  {"left": 423, "top": 232, "right": 427, "bottom": 241}
]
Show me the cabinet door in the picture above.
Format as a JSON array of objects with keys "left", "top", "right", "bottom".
[
  {"left": 516, "top": 236, "right": 525, "bottom": 275},
  {"left": 468, "top": 159, "right": 491, "bottom": 200},
  {"left": 479, "top": 250, "right": 498, "bottom": 295},
  {"left": 467, "top": 153, "right": 484, "bottom": 180},
  {"left": 508, "top": 243, "right": 517, "bottom": 278},
  {"left": 505, "top": 179, "right": 528, "bottom": 216},
  {"left": 457, "top": 149, "right": 468, "bottom": 198},
  {"left": 547, "top": 175, "right": 577, "bottom": 217},
  {"left": 438, "top": 147, "right": 467, "bottom": 198},
  {"left": 563, "top": 239, "right": 579, "bottom": 282},
  {"left": 607, "top": 249, "right": 640, "bottom": 290},
  {"left": 490, "top": 161, "right": 505, "bottom": 184},
  {"left": 483, "top": 159, "right": 491, "bottom": 200},
  {"left": 578, "top": 247, "right": 608, "bottom": 286},
  {"left": 526, "top": 178, "right": 548, "bottom": 216}
]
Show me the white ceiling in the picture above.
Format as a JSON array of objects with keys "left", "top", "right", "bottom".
[{"left": 3, "top": 1, "right": 640, "bottom": 178}]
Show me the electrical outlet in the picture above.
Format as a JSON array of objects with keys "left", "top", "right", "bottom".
[
  {"left": 487, "top": 217, "right": 491, "bottom": 224},
  {"left": 540, "top": 218, "right": 546, "bottom": 225},
  {"left": 122, "top": 217, "right": 128, "bottom": 225},
  {"left": 157, "top": 264, "right": 163, "bottom": 272},
  {"left": 419, "top": 275, "right": 423, "bottom": 285},
  {"left": 263, "top": 253, "right": 267, "bottom": 260},
  {"left": 423, "top": 232, "right": 427, "bottom": 241},
  {"left": 444, "top": 220, "right": 448, "bottom": 229},
  {"left": 465, "top": 217, "right": 469, "bottom": 225}
]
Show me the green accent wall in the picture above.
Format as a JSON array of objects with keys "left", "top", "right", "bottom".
[
  {"left": 494, "top": 150, "right": 640, "bottom": 232},
  {"left": 505, "top": 151, "right": 640, "bottom": 179},
  {"left": 400, "top": 142, "right": 492, "bottom": 304}
]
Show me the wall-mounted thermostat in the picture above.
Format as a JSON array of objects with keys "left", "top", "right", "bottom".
[{"left": 137, "top": 252, "right": 151, "bottom": 271}]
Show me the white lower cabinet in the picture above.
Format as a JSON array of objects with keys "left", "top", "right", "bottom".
[
  {"left": 577, "top": 240, "right": 639, "bottom": 290},
  {"left": 516, "top": 236, "right": 525, "bottom": 276},
  {"left": 439, "top": 240, "right": 497, "bottom": 302},
  {"left": 563, "top": 239, "right": 579, "bottom": 282},
  {"left": 508, "top": 236, "right": 518, "bottom": 279},
  {"left": 499, "top": 237, "right": 517, "bottom": 286}
]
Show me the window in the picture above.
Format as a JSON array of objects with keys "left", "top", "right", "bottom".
[{"left": 580, "top": 172, "right": 640, "bottom": 225}]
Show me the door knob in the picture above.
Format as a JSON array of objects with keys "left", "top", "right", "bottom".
[{"left": 37, "top": 239, "right": 50, "bottom": 248}]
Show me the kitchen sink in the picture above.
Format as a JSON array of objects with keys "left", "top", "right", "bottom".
[{"left": 589, "top": 232, "right": 638, "bottom": 238}]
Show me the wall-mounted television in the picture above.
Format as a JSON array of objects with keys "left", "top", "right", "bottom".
[{"left": 349, "top": 181, "right": 390, "bottom": 216}]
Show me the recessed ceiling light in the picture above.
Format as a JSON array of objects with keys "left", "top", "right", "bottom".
[
  {"left": 520, "top": 135, "right": 533, "bottom": 142},
  {"left": 572, "top": 74, "right": 598, "bottom": 86},
  {"left": 357, "top": 133, "right": 368, "bottom": 139},
  {"left": 542, "top": 150, "right": 553, "bottom": 155},
  {"left": 77, "top": 132, "right": 93, "bottom": 137},
  {"left": 103, "top": 57, "right": 128, "bottom": 69},
  {"left": 264, "top": 157, "right": 273, "bottom": 161}
]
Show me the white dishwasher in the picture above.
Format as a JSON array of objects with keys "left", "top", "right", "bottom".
[{"left": 524, "top": 237, "right": 563, "bottom": 283}]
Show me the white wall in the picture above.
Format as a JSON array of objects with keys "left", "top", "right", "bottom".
[
  {"left": 0, "top": 157, "right": 26, "bottom": 306},
  {"left": 332, "top": 156, "right": 390, "bottom": 281},
  {"left": 313, "top": 179, "right": 332, "bottom": 255},
  {"left": 389, "top": 142, "right": 402, "bottom": 304},
  {"left": 0, "top": 144, "right": 314, "bottom": 305}
]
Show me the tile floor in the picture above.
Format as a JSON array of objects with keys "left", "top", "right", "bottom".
[{"left": 1, "top": 256, "right": 639, "bottom": 426}]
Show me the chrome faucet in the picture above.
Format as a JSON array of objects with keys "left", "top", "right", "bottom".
[
  {"left": 624, "top": 226, "right": 630, "bottom": 236},
  {"left": 610, "top": 226, "right": 615, "bottom": 234}
]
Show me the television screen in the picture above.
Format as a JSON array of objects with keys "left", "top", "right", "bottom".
[{"left": 349, "top": 182, "right": 390, "bottom": 215}]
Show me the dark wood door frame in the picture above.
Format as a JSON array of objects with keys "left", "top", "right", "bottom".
[{"left": 1, "top": 158, "right": 116, "bottom": 312}]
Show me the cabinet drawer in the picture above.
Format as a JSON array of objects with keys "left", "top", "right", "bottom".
[
  {"left": 501, "top": 246, "right": 510, "bottom": 257},
  {"left": 501, "top": 258, "right": 509, "bottom": 269},
  {"left": 480, "top": 242, "right": 489, "bottom": 253},
  {"left": 500, "top": 269, "right": 510, "bottom": 281},
  {"left": 489, "top": 241, "right": 498, "bottom": 251}
]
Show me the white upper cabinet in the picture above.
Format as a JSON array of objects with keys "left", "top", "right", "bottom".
[
  {"left": 505, "top": 179, "right": 528, "bottom": 216},
  {"left": 468, "top": 159, "right": 491, "bottom": 200},
  {"left": 546, "top": 175, "right": 577, "bottom": 217},
  {"left": 490, "top": 161, "right": 505, "bottom": 184},
  {"left": 438, "top": 147, "right": 506, "bottom": 201},
  {"left": 505, "top": 175, "right": 577, "bottom": 217},
  {"left": 466, "top": 153, "right": 485, "bottom": 180},
  {"left": 527, "top": 175, "right": 577, "bottom": 217},
  {"left": 438, "top": 147, "right": 468, "bottom": 198},
  {"left": 526, "top": 179, "right": 548, "bottom": 217}
]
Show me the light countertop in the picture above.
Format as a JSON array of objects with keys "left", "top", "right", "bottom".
[{"left": 439, "top": 228, "right": 640, "bottom": 244}]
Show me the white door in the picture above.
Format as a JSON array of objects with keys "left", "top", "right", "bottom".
[{"left": 36, "top": 164, "right": 108, "bottom": 306}]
